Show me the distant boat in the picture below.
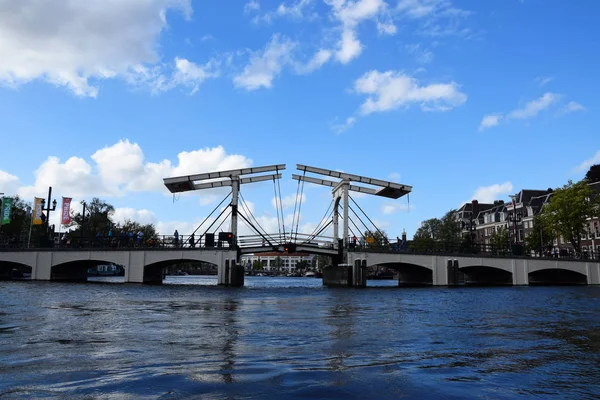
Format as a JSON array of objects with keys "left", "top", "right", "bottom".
[
  {"left": 173, "top": 270, "right": 188, "bottom": 276},
  {"left": 304, "top": 271, "right": 316, "bottom": 277}
]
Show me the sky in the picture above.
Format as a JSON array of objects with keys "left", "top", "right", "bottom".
[{"left": 0, "top": 0, "right": 598, "bottom": 239}]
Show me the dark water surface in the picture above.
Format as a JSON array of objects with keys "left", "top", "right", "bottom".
[{"left": 1, "top": 277, "right": 599, "bottom": 399}]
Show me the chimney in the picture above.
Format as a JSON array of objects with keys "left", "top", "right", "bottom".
[{"left": 402, "top": 229, "right": 407, "bottom": 243}]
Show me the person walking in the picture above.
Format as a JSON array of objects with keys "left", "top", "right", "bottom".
[{"left": 174, "top": 229, "right": 179, "bottom": 248}]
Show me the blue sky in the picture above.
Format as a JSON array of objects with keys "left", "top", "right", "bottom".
[{"left": 0, "top": 0, "right": 598, "bottom": 238}]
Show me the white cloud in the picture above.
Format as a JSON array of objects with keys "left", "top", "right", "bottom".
[
  {"left": 0, "top": 0, "right": 192, "bottom": 97},
  {"left": 15, "top": 140, "right": 253, "bottom": 200},
  {"left": 327, "top": 0, "right": 388, "bottom": 64},
  {"left": 534, "top": 76, "right": 554, "bottom": 87},
  {"left": 244, "top": 0, "right": 261, "bottom": 13},
  {"left": 397, "top": 0, "right": 443, "bottom": 19},
  {"left": 336, "top": 29, "right": 363, "bottom": 64},
  {"left": 0, "top": 170, "right": 21, "bottom": 196},
  {"left": 557, "top": 101, "right": 586, "bottom": 116},
  {"left": 168, "top": 58, "right": 220, "bottom": 94},
  {"left": 272, "top": 194, "right": 306, "bottom": 210},
  {"left": 234, "top": 35, "right": 296, "bottom": 90},
  {"left": 478, "top": 92, "right": 574, "bottom": 130},
  {"left": 113, "top": 208, "right": 158, "bottom": 226},
  {"left": 576, "top": 150, "right": 600, "bottom": 173},
  {"left": 354, "top": 70, "right": 467, "bottom": 115},
  {"left": 405, "top": 43, "right": 434, "bottom": 64},
  {"left": 332, "top": 117, "right": 356, "bottom": 134},
  {"left": 471, "top": 182, "right": 513, "bottom": 204},
  {"left": 507, "top": 92, "right": 560, "bottom": 119},
  {"left": 381, "top": 203, "right": 412, "bottom": 214},
  {"left": 377, "top": 21, "right": 397, "bottom": 35},
  {"left": 478, "top": 114, "right": 502, "bottom": 131},
  {"left": 294, "top": 49, "right": 332, "bottom": 74}
]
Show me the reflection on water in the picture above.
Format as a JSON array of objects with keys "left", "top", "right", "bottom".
[{"left": 0, "top": 279, "right": 599, "bottom": 399}]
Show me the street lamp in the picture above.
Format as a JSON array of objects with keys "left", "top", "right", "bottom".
[{"left": 40, "top": 187, "right": 57, "bottom": 245}]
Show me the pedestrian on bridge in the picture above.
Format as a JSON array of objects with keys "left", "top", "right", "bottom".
[{"left": 174, "top": 230, "right": 179, "bottom": 248}]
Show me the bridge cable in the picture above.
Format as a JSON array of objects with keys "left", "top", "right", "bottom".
[
  {"left": 200, "top": 203, "right": 232, "bottom": 239},
  {"left": 349, "top": 195, "right": 390, "bottom": 245},
  {"left": 237, "top": 211, "right": 274, "bottom": 246},
  {"left": 190, "top": 190, "right": 232, "bottom": 238},
  {"left": 290, "top": 170, "right": 304, "bottom": 242},
  {"left": 275, "top": 167, "right": 287, "bottom": 242},
  {"left": 309, "top": 219, "right": 333, "bottom": 243},
  {"left": 302, "top": 201, "right": 335, "bottom": 244},
  {"left": 348, "top": 205, "right": 376, "bottom": 249},
  {"left": 293, "top": 171, "right": 307, "bottom": 243},
  {"left": 272, "top": 173, "right": 284, "bottom": 243},
  {"left": 214, "top": 209, "right": 232, "bottom": 233},
  {"left": 238, "top": 192, "right": 277, "bottom": 243},
  {"left": 238, "top": 193, "right": 278, "bottom": 245},
  {"left": 301, "top": 199, "right": 334, "bottom": 244}
]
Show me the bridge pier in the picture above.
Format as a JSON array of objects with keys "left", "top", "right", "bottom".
[
  {"left": 322, "top": 260, "right": 366, "bottom": 288},
  {"left": 218, "top": 259, "right": 244, "bottom": 287}
]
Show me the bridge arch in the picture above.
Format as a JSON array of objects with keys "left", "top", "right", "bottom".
[
  {"left": 529, "top": 268, "right": 587, "bottom": 285},
  {"left": 143, "top": 258, "right": 219, "bottom": 284},
  {"left": 51, "top": 259, "right": 126, "bottom": 282},
  {"left": 459, "top": 265, "right": 513, "bottom": 286},
  {"left": 373, "top": 262, "right": 433, "bottom": 286},
  {"left": 0, "top": 260, "right": 32, "bottom": 280}
]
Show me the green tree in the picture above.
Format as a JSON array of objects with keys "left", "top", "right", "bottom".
[
  {"left": 364, "top": 229, "right": 388, "bottom": 248},
  {"left": 490, "top": 226, "right": 510, "bottom": 254},
  {"left": 115, "top": 219, "right": 159, "bottom": 242},
  {"left": 296, "top": 260, "right": 309, "bottom": 270},
  {"left": 525, "top": 215, "right": 554, "bottom": 256},
  {"left": 416, "top": 218, "right": 442, "bottom": 240},
  {"left": 69, "top": 197, "right": 115, "bottom": 239},
  {"left": 438, "top": 210, "right": 462, "bottom": 243},
  {"left": 411, "top": 225, "right": 436, "bottom": 252},
  {"left": 584, "top": 164, "right": 600, "bottom": 183},
  {"left": 272, "top": 256, "right": 283, "bottom": 272},
  {"left": 252, "top": 260, "right": 264, "bottom": 271},
  {"left": 540, "top": 180, "right": 600, "bottom": 252},
  {"left": 0, "top": 196, "right": 45, "bottom": 246}
]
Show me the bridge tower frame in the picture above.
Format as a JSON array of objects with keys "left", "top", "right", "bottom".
[{"left": 293, "top": 164, "right": 412, "bottom": 264}]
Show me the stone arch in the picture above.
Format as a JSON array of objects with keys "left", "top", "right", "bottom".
[
  {"left": 143, "top": 258, "right": 219, "bottom": 284},
  {"left": 376, "top": 261, "right": 433, "bottom": 286},
  {"left": 459, "top": 265, "right": 513, "bottom": 286},
  {"left": 51, "top": 259, "right": 126, "bottom": 282},
  {"left": 0, "top": 260, "right": 32, "bottom": 280},
  {"left": 529, "top": 268, "right": 587, "bottom": 285}
]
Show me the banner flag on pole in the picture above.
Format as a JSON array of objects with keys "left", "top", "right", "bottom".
[
  {"left": 1, "top": 197, "right": 13, "bottom": 225},
  {"left": 33, "top": 197, "right": 44, "bottom": 225},
  {"left": 61, "top": 197, "right": 72, "bottom": 225}
]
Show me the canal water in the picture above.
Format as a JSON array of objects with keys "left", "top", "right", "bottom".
[{"left": 1, "top": 277, "right": 599, "bottom": 399}]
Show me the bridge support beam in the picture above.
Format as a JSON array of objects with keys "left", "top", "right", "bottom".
[{"left": 512, "top": 259, "right": 529, "bottom": 286}]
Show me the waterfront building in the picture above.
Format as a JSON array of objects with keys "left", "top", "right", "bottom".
[{"left": 241, "top": 252, "right": 314, "bottom": 273}]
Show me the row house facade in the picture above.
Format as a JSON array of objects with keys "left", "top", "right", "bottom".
[{"left": 457, "top": 182, "right": 600, "bottom": 256}]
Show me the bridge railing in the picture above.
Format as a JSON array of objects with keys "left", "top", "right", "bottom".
[
  {"left": 0, "top": 234, "right": 237, "bottom": 251},
  {"left": 350, "top": 238, "right": 600, "bottom": 262}
]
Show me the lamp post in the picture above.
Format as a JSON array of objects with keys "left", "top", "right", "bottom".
[
  {"left": 40, "top": 187, "right": 57, "bottom": 246},
  {"left": 81, "top": 201, "right": 87, "bottom": 241}
]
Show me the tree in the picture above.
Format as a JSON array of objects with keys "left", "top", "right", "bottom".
[
  {"left": 416, "top": 218, "right": 442, "bottom": 240},
  {"left": 490, "top": 226, "right": 510, "bottom": 254},
  {"left": 296, "top": 260, "right": 309, "bottom": 270},
  {"left": 313, "top": 255, "right": 331, "bottom": 270},
  {"left": 411, "top": 225, "right": 436, "bottom": 252},
  {"left": 364, "top": 229, "right": 388, "bottom": 248},
  {"left": 272, "top": 256, "right": 283, "bottom": 272},
  {"left": 115, "top": 219, "right": 158, "bottom": 241},
  {"left": 69, "top": 197, "right": 115, "bottom": 238},
  {"left": 0, "top": 196, "right": 44, "bottom": 246},
  {"left": 252, "top": 260, "right": 264, "bottom": 271},
  {"left": 525, "top": 215, "right": 554, "bottom": 256},
  {"left": 438, "top": 210, "right": 462, "bottom": 243},
  {"left": 540, "top": 180, "right": 600, "bottom": 252},
  {"left": 584, "top": 164, "right": 600, "bottom": 183}
]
